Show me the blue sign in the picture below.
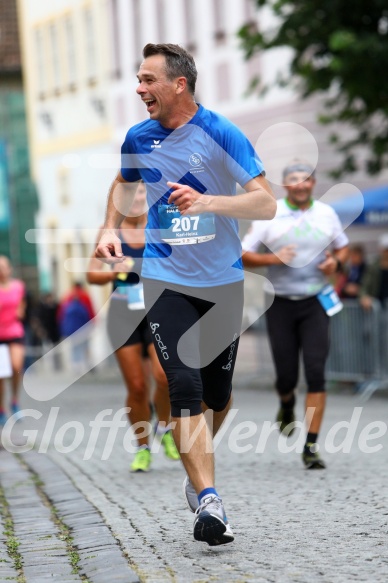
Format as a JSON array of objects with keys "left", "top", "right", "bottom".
[
  {"left": 0, "top": 141, "right": 10, "bottom": 229},
  {"left": 332, "top": 184, "right": 388, "bottom": 226}
]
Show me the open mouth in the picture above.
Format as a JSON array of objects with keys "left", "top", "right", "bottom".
[{"left": 143, "top": 98, "right": 156, "bottom": 111}]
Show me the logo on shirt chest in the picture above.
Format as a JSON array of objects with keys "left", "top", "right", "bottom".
[
  {"left": 151, "top": 139, "right": 162, "bottom": 149},
  {"left": 188, "top": 152, "right": 204, "bottom": 174}
]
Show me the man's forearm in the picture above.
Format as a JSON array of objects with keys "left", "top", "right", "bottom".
[
  {"left": 205, "top": 189, "right": 276, "bottom": 220},
  {"left": 104, "top": 175, "right": 140, "bottom": 229},
  {"left": 242, "top": 250, "right": 280, "bottom": 268}
]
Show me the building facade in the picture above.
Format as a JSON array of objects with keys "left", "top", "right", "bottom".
[
  {"left": 17, "top": 0, "right": 116, "bottom": 303},
  {"left": 17, "top": 0, "right": 388, "bottom": 305},
  {"left": 0, "top": 0, "right": 39, "bottom": 291}
]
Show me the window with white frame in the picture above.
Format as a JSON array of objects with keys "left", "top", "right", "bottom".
[
  {"left": 244, "top": 0, "right": 259, "bottom": 33},
  {"left": 183, "top": 0, "right": 196, "bottom": 52},
  {"left": 34, "top": 28, "right": 47, "bottom": 97},
  {"left": 64, "top": 15, "right": 77, "bottom": 89},
  {"left": 213, "top": 0, "right": 226, "bottom": 44},
  {"left": 84, "top": 7, "right": 97, "bottom": 82},
  {"left": 110, "top": 0, "right": 121, "bottom": 78},
  {"left": 216, "top": 62, "right": 231, "bottom": 102},
  {"left": 58, "top": 167, "right": 70, "bottom": 206},
  {"left": 132, "top": 0, "right": 142, "bottom": 69},
  {"left": 49, "top": 22, "right": 61, "bottom": 94},
  {"left": 156, "top": 0, "right": 166, "bottom": 43},
  {"left": 244, "top": 0, "right": 257, "bottom": 21}
]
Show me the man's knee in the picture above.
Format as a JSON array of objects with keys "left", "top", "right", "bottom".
[
  {"left": 128, "top": 380, "right": 148, "bottom": 402},
  {"left": 202, "top": 386, "right": 232, "bottom": 412},
  {"left": 168, "top": 369, "right": 203, "bottom": 418},
  {"left": 276, "top": 376, "right": 298, "bottom": 396}
]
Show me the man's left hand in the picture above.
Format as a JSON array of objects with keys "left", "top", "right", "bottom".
[
  {"left": 167, "top": 182, "right": 212, "bottom": 215},
  {"left": 318, "top": 251, "right": 339, "bottom": 276}
]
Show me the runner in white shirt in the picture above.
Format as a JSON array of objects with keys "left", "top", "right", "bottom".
[{"left": 242, "top": 161, "right": 349, "bottom": 469}]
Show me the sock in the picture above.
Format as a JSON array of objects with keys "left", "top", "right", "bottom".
[
  {"left": 281, "top": 394, "right": 295, "bottom": 411},
  {"left": 155, "top": 422, "right": 171, "bottom": 436},
  {"left": 198, "top": 487, "right": 218, "bottom": 505},
  {"left": 305, "top": 432, "right": 318, "bottom": 449},
  {"left": 137, "top": 444, "right": 150, "bottom": 451}
]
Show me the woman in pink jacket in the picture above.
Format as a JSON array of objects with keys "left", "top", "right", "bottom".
[{"left": 0, "top": 256, "right": 26, "bottom": 425}]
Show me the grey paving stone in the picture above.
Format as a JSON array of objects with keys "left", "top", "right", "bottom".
[{"left": 2, "top": 358, "right": 386, "bottom": 582}]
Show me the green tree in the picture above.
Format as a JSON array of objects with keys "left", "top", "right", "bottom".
[{"left": 239, "top": 0, "right": 388, "bottom": 177}]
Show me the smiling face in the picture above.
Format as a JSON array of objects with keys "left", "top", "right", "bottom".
[
  {"left": 283, "top": 171, "right": 316, "bottom": 209},
  {"left": 136, "top": 54, "right": 182, "bottom": 125}
]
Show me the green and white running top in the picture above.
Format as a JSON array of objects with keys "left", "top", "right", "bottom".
[{"left": 242, "top": 198, "right": 349, "bottom": 297}]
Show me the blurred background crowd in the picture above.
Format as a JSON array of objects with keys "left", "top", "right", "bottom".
[{"left": 0, "top": 0, "right": 387, "bottom": 395}]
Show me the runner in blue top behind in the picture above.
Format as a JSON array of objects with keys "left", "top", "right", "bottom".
[{"left": 95, "top": 43, "right": 276, "bottom": 546}]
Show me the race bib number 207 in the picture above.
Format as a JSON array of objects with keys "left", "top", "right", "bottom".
[{"left": 158, "top": 204, "right": 216, "bottom": 245}]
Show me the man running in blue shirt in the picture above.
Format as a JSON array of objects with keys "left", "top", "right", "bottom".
[{"left": 95, "top": 43, "right": 276, "bottom": 546}]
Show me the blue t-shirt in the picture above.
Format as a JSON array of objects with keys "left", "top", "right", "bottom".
[{"left": 121, "top": 104, "right": 265, "bottom": 287}]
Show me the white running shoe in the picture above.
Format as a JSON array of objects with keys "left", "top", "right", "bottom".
[
  {"left": 193, "top": 494, "right": 234, "bottom": 546},
  {"left": 183, "top": 476, "right": 198, "bottom": 513}
]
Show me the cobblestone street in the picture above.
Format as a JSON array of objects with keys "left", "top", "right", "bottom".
[{"left": 1, "top": 332, "right": 388, "bottom": 582}]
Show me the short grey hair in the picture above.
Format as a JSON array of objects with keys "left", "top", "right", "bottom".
[
  {"left": 143, "top": 43, "right": 197, "bottom": 95},
  {"left": 282, "top": 160, "right": 316, "bottom": 179}
]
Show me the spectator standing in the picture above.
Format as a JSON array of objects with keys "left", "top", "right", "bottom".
[
  {"left": 336, "top": 244, "right": 367, "bottom": 299},
  {"left": 360, "top": 234, "right": 388, "bottom": 309},
  {"left": 58, "top": 282, "right": 96, "bottom": 373},
  {"left": 37, "top": 292, "right": 62, "bottom": 370},
  {"left": 0, "top": 256, "right": 26, "bottom": 425}
]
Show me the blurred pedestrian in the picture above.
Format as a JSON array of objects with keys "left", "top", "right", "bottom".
[
  {"left": 58, "top": 282, "right": 95, "bottom": 373},
  {"left": 242, "top": 161, "right": 349, "bottom": 469},
  {"left": 87, "top": 183, "right": 179, "bottom": 471},
  {"left": 0, "top": 256, "right": 26, "bottom": 425},
  {"left": 360, "top": 234, "right": 388, "bottom": 310},
  {"left": 22, "top": 291, "right": 43, "bottom": 370},
  {"left": 336, "top": 244, "right": 367, "bottom": 299},
  {"left": 37, "top": 292, "right": 62, "bottom": 370}
]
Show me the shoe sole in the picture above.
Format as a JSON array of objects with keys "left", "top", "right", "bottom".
[
  {"left": 163, "top": 451, "right": 180, "bottom": 461},
  {"left": 194, "top": 512, "right": 234, "bottom": 546},
  {"left": 304, "top": 460, "right": 326, "bottom": 470},
  {"left": 130, "top": 467, "right": 151, "bottom": 473}
]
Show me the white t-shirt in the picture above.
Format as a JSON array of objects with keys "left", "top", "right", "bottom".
[{"left": 242, "top": 198, "right": 349, "bottom": 297}]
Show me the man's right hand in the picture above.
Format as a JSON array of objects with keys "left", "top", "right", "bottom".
[
  {"left": 275, "top": 245, "right": 297, "bottom": 265},
  {"left": 95, "top": 229, "right": 124, "bottom": 263}
]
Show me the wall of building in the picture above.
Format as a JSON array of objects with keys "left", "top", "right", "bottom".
[
  {"left": 17, "top": 0, "right": 115, "bottom": 307},
  {"left": 0, "top": 0, "right": 39, "bottom": 291},
  {"left": 17, "top": 0, "right": 388, "bottom": 306}
]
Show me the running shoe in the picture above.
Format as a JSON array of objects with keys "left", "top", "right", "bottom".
[
  {"left": 10, "top": 403, "right": 23, "bottom": 422},
  {"left": 0, "top": 412, "right": 7, "bottom": 426},
  {"left": 302, "top": 442, "right": 326, "bottom": 470},
  {"left": 193, "top": 494, "right": 234, "bottom": 546},
  {"left": 130, "top": 448, "right": 152, "bottom": 472},
  {"left": 161, "top": 430, "right": 180, "bottom": 460},
  {"left": 183, "top": 476, "right": 198, "bottom": 513},
  {"left": 276, "top": 407, "right": 296, "bottom": 437}
]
